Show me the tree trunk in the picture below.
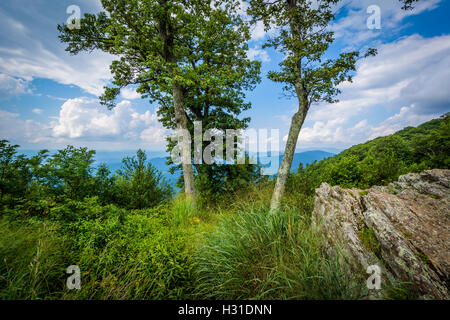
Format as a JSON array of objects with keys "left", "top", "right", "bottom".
[
  {"left": 173, "top": 83, "right": 197, "bottom": 204},
  {"left": 270, "top": 102, "right": 308, "bottom": 212},
  {"left": 157, "top": 5, "right": 196, "bottom": 205},
  {"left": 270, "top": 0, "right": 307, "bottom": 212}
]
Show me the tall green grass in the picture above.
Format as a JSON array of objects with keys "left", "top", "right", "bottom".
[
  {"left": 61, "top": 205, "right": 196, "bottom": 300},
  {"left": 0, "top": 218, "right": 69, "bottom": 299},
  {"left": 193, "top": 208, "right": 366, "bottom": 300},
  {"left": 168, "top": 195, "right": 196, "bottom": 225},
  {"left": 0, "top": 202, "right": 197, "bottom": 300},
  {"left": 1, "top": 190, "right": 368, "bottom": 300}
]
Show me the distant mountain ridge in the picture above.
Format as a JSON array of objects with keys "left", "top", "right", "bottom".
[
  {"left": 289, "top": 150, "right": 334, "bottom": 172},
  {"left": 18, "top": 149, "right": 335, "bottom": 187},
  {"left": 107, "top": 150, "right": 335, "bottom": 185}
]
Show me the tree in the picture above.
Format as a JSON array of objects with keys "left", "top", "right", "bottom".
[
  {"left": 154, "top": 2, "right": 261, "bottom": 198},
  {"left": 412, "top": 113, "right": 450, "bottom": 169},
  {"left": 45, "top": 146, "right": 96, "bottom": 201},
  {"left": 0, "top": 140, "right": 47, "bottom": 207},
  {"left": 115, "top": 149, "right": 172, "bottom": 209},
  {"left": 58, "top": 0, "right": 260, "bottom": 206},
  {"left": 194, "top": 154, "right": 262, "bottom": 207},
  {"left": 247, "top": 0, "right": 376, "bottom": 211},
  {"left": 0, "top": 140, "right": 19, "bottom": 204},
  {"left": 93, "top": 163, "right": 117, "bottom": 205}
]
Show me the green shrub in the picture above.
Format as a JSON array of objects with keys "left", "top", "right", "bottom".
[
  {"left": 295, "top": 114, "right": 450, "bottom": 190},
  {"left": 114, "top": 149, "right": 173, "bottom": 209},
  {"left": 358, "top": 226, "right": 381, "bottom": 259},
  {"left": 167, "top": 195, "right": 198, "bottom": 226},
  {"left": 62, "top": 206, "right": 195, "bottom": 300},
  {"left": 193, "top": 208, "right": 365, "bottom": 299},
  {"left": 1, "top": 200, "right": 196, "bottom": 300},
  {"left": 194, "top": 157, "right": 262, "bottom": 209}
]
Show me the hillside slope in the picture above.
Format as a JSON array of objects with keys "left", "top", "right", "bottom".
[{"left": 292, "top": 114, "right": 449, "bottom": 191}]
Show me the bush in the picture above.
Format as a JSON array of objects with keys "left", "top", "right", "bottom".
[
  {"left": 192, "top": 154, "right": 262, "bottom": 209},
  {"left": 114, "top": 149, "right": 173, "bottom": 209},
  {"left": 168, "top": 195, "right": 197, "bottom": 226},
  {"left": 1, "top": 199, "right": 197, "bottom": 300},
  {"left": 44, "top": 146, "right": 96, "bottom": 201},
  {"left": 61, "top": 205, "right": 195, "bottom": 300},
  {"left": 193, "top": 208, "right": 365, "bottom": 299}
]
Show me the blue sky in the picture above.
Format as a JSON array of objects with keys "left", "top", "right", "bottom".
[{"left": 0, "top": 0, "right": 449, "bottom": 153}]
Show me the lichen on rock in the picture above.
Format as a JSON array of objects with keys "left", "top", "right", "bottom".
[{"left": 312, "top": 169, "right": 450, "bottom": 300}]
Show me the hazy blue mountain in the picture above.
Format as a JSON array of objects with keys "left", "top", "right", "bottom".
[
  {"left": 103, "top": 150, "right": 334, "bottom": 184},
  {"left": 258, "top": 150, "right": 334, "bottom": 176},
  {"left": 18, "top": 149, "right": 334, "bottom": 187},
  {"left": 290, "top": 150, "right": 334, "bottom": 171}
]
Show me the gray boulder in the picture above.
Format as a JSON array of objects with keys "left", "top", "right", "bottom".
[{"left": 312, "top": 169, "right": 450, "bottom": 299}]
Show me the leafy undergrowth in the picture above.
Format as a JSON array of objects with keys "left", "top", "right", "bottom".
[
  {"left": 0, "top": 184, "right": 367, "bottom": 300},
  {"left": 3, "top": 176, "right": 424, "bottom": 300},
  {"left": 1, "top": 197, "right": 203, "bottom": 300}
]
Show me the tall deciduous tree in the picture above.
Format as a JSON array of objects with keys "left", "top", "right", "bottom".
[
  {"left": 115, "top": 149, "right": 173, "bottom": 209},
  {"left": 247, "top": 0, "right": 376, "bottom": 211},
  {"left": 58, "top": 0, "right": 260, "bottom": 205},
  {"left": 156, "top": 3, "right": 261, "bottom": 194}
]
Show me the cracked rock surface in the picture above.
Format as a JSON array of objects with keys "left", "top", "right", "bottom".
[{"left": 312, "top": 169, "right": 450, "bottom": 299}]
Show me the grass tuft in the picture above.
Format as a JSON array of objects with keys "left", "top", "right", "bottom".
[{"left": 193, "top": 207, "right": 365, "bottom": 299}]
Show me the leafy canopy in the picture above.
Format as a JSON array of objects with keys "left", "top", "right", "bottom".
[
  {"left": 58, "top": 0, "right": 260, "bottom": 120},
  {"left": 247, "top": 0, "right": 375, "bottom": 105}
]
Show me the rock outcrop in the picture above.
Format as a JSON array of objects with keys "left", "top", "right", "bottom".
[{"left": 312, "top": 169, "right": 450, "bottom": 299}]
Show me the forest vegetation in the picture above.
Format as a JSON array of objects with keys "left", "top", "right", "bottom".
[{"left": 0, "top": 114, "right": 448, "bottom": 300}]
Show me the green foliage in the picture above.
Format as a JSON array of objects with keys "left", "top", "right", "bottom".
[
  {"left": 58, "top": 0, "right": 261, "bottom": 194},
  {"left": 247, "top": 0, "right": 368, "bottom": 103},
  {"left": 0, "top": 143, "right": 171, "bottom": 213},
  {"left": 58, "top": 0, "right": 259, "bottom": 111},
  {"left": 194, "top": 155, "right": 262, "bottom": 208},
  {"left": 385, "top": 280, "right": 420, "bottom": 300},
  {"left": 194, "top": 208, "right": 365, "bottom": 299},
  {"left": 327, "top": 154, "right": 362, "bottom": 189},
  {"left": 62, "top": 204, "right": 194, "bottom": 299},
  {"left": 44, "top": 146, "right": 96, "bottom": 201},
  {"left": 246, "top": 0, "right": 376, "bottom": 210},
  {"left": 93, "top": 163, "right": 116, "bottom": 205},
  {"left": 168, "top": 195, "right": 196, "bottom": 226},
  {"left": 114, "top": 149, "right": 173, "bottom": 209},
  {"left": 0, "top": 115, "right": 446, "bottom": 300},
  {"left": 358, "top": 226, "right": 381, "bottom": 259},
  {"left": 292, "top": 114, "right": 450, "bottom": 191},
  {"left": 0, "top": 140, "right": 48, "bottom": 208},
  {"left": 0, "top": 200, "right": 196, "bottom": 300},
  {"left": 409, "top": 114, "right": 450, "bottom": 169}
]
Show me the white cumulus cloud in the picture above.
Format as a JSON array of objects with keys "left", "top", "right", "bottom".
[
  {"left": 121, "top": 87, "right": 141, "bottom": 100},
  {"left": 330, "top": 0, "right": 442, "bottom": 47},
  {"left": 247, "top": 46, "right": 271, "bottom": 62},
  {"left": 52, "top": 98, "right": 167, "bottom": 147},
  {"left": 0, "top": 1, "right": 114, "bottom": 96},
  {"left": 32, "top": 108, "right": 43, "bottom": 114}
]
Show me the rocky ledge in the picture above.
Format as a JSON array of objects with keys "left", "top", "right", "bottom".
[{"left": 312, "top": 169, "right": 449, "bottom": 299}]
